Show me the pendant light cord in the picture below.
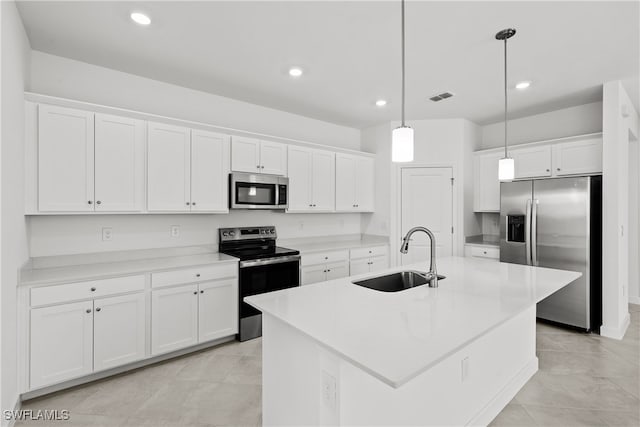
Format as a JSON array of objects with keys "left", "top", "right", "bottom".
[
  {"left": 401, "top": 0, "right": 406, "bottom": 127},
  {"left": 503, "top": 38, "right": 508, "bottom": 158}
]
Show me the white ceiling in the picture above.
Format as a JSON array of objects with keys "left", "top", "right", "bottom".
[{"left": 16, "top": 1, "right": 640, "bottom": 129}]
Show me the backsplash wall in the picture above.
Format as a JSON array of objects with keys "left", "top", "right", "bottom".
[
  {"left": 29, "top": 213, "right": 362, "bottom": 257},
  {"left": 481, "top": 213, "right": 500, "bottom": 236}
]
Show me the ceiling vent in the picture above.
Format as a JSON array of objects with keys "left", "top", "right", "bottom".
[{"left": 429, "top": 92, "right": 455, "bottom": 102}]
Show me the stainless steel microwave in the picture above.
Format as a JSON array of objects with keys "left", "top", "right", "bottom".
[{"left": 229, "top": 173, "right": 289, "bottom": 210}]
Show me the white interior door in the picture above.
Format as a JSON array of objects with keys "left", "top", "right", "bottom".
[
  {"left": 94, "top": 114, "right": 145, "bottom": 212},
  {"left": 400, "top": 167, "right": 453, "bottom": 267},
  {"left": 190, "top": 130, "right": 230, "bottom": 212},
  {"left": 147, "top": 122, "right": 191, "bottom": 211}
]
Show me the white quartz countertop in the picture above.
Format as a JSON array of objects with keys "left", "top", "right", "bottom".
[
  {"left": 20, "top": 250, "right": 238, "bottom": 287},
  {"left": 278, "top": 234, "right": 389, "bottom": 254},
  {"left": 245, "top": 256, "right": 580, "bottom": 388}
]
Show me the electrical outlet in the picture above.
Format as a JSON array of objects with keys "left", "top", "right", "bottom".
[
  {"left": 102, "top": 227, "right": 113, "bottom": 241},
  {"left": 321, "top": 371, "right": 337, "bottom": 410},
  {"left": 171, "top": 225, "right": 180, "bottom": 237}
]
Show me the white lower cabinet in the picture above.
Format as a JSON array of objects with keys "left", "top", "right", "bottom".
[
  {"left": 151, "top": 284, "right": 199, "bottom": 355},
  {"left": 349, "top": 255, "right": 388, "bottom": 275},
  {"left": 30, "top": 301, "right": 94, "bottom": 389},
  {"left": 198, "top": 279, "right": 238, "bottom": 342},
  {"left": 301, "top": 261, "right": 349, "bottom": 285},
  {"left": 93, "top": 293, "right": 146, "bottom": 371},
  {"left": 464, "top": 245, "right": 500, "bottom": 260}
]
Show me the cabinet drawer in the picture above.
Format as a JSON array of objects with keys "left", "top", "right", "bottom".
[
  {"left": 469, "top": 246, "right": 500, "bottom": 260},
  {"left": 151, "top": 263, "right": 237, "bottom": 288},
  {"left": 31, "top": 275, "right": 145, "bottom": 307},
  {"left": 350, "top": 245, "right": 388, "bottom": 260},
  {"left": 301, "top": 250, "right": 349, "bottom": 267}
]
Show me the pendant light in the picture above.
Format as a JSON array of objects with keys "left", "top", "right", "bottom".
[
  {"left": 392, "top": 0, "right": 414, "bottom": 162},
  {"left": 496, "top": 28, "right": 516, "bottom": 181}
]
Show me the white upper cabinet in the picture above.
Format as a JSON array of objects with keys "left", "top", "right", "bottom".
[
  {"left": 94, "top": 114, "right": 145, "bottom": 212},
  {"left": 190, "top": 130, "right": 230, "bottom": 212},
  {"left": 287, "top": 146, "right": 335, "bottom": 212},
  {"left": 473, "top": 151, "right": 502, "bottom": 212},
  {"left": 147, "top": 122, "right": 191, "bottom": 212},
  {"left": 335, "top": 153, "right": 375, "bottom": 212},
  {"left": 552, "top": 138, "right": 602, "bottom": 176},
  {"left": 260, "top": 140, "right": 287, "bottom": 176},
  {"left": 38, "top": 105, "right": 95, "bottom": 212},
  {"left": 231, "top": 136, "right": 287, "bottom": 176},
  {"left": 512, "top": 145, "right": 552, "bottom": 179}
]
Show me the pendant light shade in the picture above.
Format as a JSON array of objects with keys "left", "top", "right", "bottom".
[
  {"left": 392, "top": 0, "right": 414, "bottom": 163},
  {"left": 496, "top": 28, "right": 516, "bottom": 181},
  {"left": 392, "top": 126, "right": 414, "bottom": 162}
]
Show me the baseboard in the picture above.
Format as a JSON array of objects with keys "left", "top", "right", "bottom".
[
  {"left": 600, "top": 313, "right": 631, "bottom": 340},
  {"left": 467, "top": 357, "right": 539, "bottom": 427},
  {"left": 629, "top": 297, "right": 640, "bottom": 305},
  {"left": 2, "top": 396, "right": 22, "bottom": 427}
]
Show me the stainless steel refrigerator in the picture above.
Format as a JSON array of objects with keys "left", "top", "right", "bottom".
[{"left": 500, "top": 176, "right": 602, "bottom": 332}]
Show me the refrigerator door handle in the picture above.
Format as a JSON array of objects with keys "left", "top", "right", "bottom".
[
  {"left": 525, "top": 199, "right": 532, "bottom": 265},
  {"left": 531, "top": 199, "right": 539, "bottom": 266}
]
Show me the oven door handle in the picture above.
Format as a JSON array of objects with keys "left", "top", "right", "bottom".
[{"left": 239, "top": 255, "right": 300, "bottom": 268}]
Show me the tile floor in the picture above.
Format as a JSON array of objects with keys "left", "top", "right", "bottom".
[{"left": 19, "top": 305, "right": 639, "bottom": 427}]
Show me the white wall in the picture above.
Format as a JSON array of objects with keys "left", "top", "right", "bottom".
[
  {"left": 0, "top": 0, "right": 31, "bottom": 420},
  {"left": 480, "top": 102, "right": 603, "bottom": 149},
  {"left": 601, "top": 80, "right": 639, "bottom": 339},
  {"left": 29, "top": 213, "right": 362, "bottom": 258},
  {"left": 27, "top": 51, "right": 366, "bottom": 258},
  {"left": 629, "top": 139, "right": 639, "bottom": 304},
  {"left": 362, "top": 119, "right": 480, "bottom": 265}
]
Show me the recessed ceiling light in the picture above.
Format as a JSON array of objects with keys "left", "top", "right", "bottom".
[
  {"left": 130, "top": 12, "right": 151, "bottom": 26},
  {"left": 375, "top": 99, "right": 387, "bottom": 107},
  {"left": 288, "top": 67, "right": 303, "bottom": 78},
  {"left": 515, "top": 81, "right": 531, "bottom": 90}
]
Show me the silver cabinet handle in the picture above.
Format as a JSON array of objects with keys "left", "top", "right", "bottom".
[
  {"left": 96, "top": 307, "right": 101, "bottom": 312},
  {"left": 88, "top": 200, "right": 93, "bottom": 205},
  {"left": 200, "top": 290, "right": 204, "bottom": 294},
  {"left": 557, "top": 168, "right": 561, "bottom": 171},
  {"left": 257, "top": 165, "right": 261, "bottom": 169},
  {"left": 96, "top": 200, "right": 101, "bottom": 205},
  {"left": 192, "top": 202, "right": 196, "bottom": 206},
  {"left": 86, "top": 309, "right": 92, "bottom": 313},
  {"left": 193, "top": 291, "right": 198, "bottom": 295},
  {"left": 196, "top": 273, "right": 201, "bottom": 277},
  {"left": 186, "top": 202, "right": 190, "bottom": 205},
  {"left": 546, "top": 169, "right": 550, "bottom": 172},
  {"left": 90, "top": 287, "right": 96, "bottom": 292}
]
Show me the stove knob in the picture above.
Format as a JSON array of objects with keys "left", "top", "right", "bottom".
[
  {"left": 229, "top": 231, "right": 236, "bottom": 237},
  {"left": 222, "top": 232, "right": 228, "bottom": 237}
]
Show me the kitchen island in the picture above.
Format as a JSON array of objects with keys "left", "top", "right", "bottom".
[{"left": 245, "top": 256, "right": 581, "bottom": 426}]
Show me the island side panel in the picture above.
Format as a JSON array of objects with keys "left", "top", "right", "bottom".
[{"left": 339, "top": 306, "right": 538, "bottom": 426}]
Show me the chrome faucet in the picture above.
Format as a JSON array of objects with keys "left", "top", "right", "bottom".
[{"left": 400, "top": 226, "right": 439, "bottom": 288}]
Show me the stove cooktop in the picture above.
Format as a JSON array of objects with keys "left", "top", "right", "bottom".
[{"left": 221, "top": 246, "right": 299, "bottom": 261}]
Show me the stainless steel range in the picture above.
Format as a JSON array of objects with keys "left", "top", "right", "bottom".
[{"left": 219, "top": 226, "right": 300, "bottom": 341}]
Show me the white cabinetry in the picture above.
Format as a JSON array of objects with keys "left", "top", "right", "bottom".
[
  {"left": 349, "top": 246, "right": 389, "bottom": 275},
  {"left": 464, "top": 245, "right": 500, "bottom": 260},
  {"left": 512, "top": 145, "right": 552, "bottom": 179},
  {"left": 335, "top": 154, "right": 375, "bottom": 212},
  {"left": 552, "top": 138, "right": 602, "bottom": 176},
  {"left": 198, "top": 279, "right": 238, "bottom": 342},
  {"left": 231, "top": 137, "right": 287, "bottom": 176},
  {"left": 300, "top": 250, "right": 350, "bottom": 285},
  {"left": 473, "top": 151, "right": 503, "bottom": 212},
  {"left": 151, "top": 284, "right": 199, "bottom": 355},
  {"left": 38, "top": 105, "right": 95, "bottom": 212},
  {"left": 148, "top": 123, "right": 229, "bottom": 212},
  {"left": 30, "top": 301, "right": 94, "bottom": 389},
  {"left": 93, "top": 293, "right": 146, "bottom": 371},
  {"left": 287, "top": 146, "right": 335, "bottom": 212}
]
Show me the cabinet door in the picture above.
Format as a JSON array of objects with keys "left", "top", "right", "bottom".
[
  {"left": 349, "top": 258, "right": 370, "bottom": 276},
  {"left": 147, "top": 122, "right": 191, "bottom": 211},
  {"left": 260, "top": 141, "right": 287, "bottom": 176},
  {"left": 191, "top": 130, "right": 230, "bottom": 212},
  {"left": 287, "top": 146, "right": 313, "bottom": 211},
  {"left": 94, "top": 114, "right": 145, "bottom": 212},
  {"left": 231, "top": 136, "right": 261, "bottom": 173},
  {"left": 512, "top": 145, "right": 552, "bottom": 179},
  {"left": 151, "top": 284, "right": 198, "bottom": 355},
  {"left": 369, "top": 255, "right": 389, "bottom": 273},
  {"left": 335, "top": 153, "right": 357, "bottom": 211},
  {"left": 30, "top": 301, "right": 93, "bottom": 389},
  {"left": 93, "top": 293, "right": 146, "bottom": 371},
  {"left": 38, "top": 105, "right": 94, "bottom": 212},
  {"left": 355, "top": 156, "right": 375, "bottom": 211},
  {"left": 326, "top": 261, "right": 349, "bottom": 281},
  {"left": 312, "top": 150, "right": 336, "bottom": 211},
  {"left": 301, "top": 265, "right": 327, "bottom": 285},
  {"left": 198, "top": 279, "right": 238, "bottom": 342},
  {"left": 552, "top": 138, "right": 602, "bottom": 176},
  {"left": 473, "top": 152, "right": 502, "bottom": 212}
]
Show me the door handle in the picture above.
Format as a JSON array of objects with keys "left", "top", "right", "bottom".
[
  {"left": 531, "top": 199, "right": 538, "bottom": 266},
  {"left": 525, "top": 199, "right": 532, "bottom": 266}
]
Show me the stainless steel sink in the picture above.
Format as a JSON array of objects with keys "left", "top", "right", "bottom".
[{"left": 352, "top": 271, "right": 446, "bottom": 292}]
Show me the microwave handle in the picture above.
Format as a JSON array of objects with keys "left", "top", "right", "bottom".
[{"left": 275, "top": 184, "right": 279, "bottom": 206}]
